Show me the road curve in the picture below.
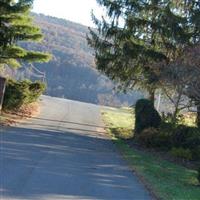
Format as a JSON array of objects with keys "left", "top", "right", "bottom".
[{"left": 0, "top": 95, "right": 152, "bottom": 200}]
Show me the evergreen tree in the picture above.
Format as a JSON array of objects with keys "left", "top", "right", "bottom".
[
  {"left": 88, "top": 0, "right": 199, "bottom": 103},
  {"left": 0, "top": 0, "right": 51, "bottom": 68}
]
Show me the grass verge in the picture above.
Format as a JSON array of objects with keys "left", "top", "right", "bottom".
[
  {"left": 102, "top": 107, "right": 134, "bottom": 139},
  {"left": 0, "top": 115, "right": 7, "bottom": 125},
  {"left": 102, "top": 107, "right": 200, "bottom": 200}
]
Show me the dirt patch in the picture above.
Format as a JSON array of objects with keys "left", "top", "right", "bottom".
[{"left": 0, "top": 102, "right": 40, "bottom": 126}]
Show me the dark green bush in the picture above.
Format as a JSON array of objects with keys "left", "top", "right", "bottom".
[
  {"left": 198, "top": 167, "right": 200, "bottom": 184},
  {"left": 160, "top": 124, "right": 200, "bottom": 160},
  {"left": 159, "top": 122, "right": 176, "bottom": 133},
  {"left": 170, "top": 147, "right": 192, "bottom": 160},
  {"left": 191, "top": 146, "right": 200, "bottom": 160},
  {"left": 28, "top": 81, "right": 46, "bottom": 102},
  {"left": 3, "top": 79, "right": 45, "bottom": 110},
  {"left": 152, "top": 132, "right": 172, "bottom": 149},
  {"left": 137, "top": 127, "right": 172, "bottom": 148},
  {"left": 135, "top": 111, "right": 200, "bottom": 160},
  {"left": 171, "top": 125, "right": 200, "bottom": 149},
  {"left": 137, "top": 127, "right": 159, "bottom": 147},
  {"left": 135, "top": 99, "right": 161, "bottom": 134}
]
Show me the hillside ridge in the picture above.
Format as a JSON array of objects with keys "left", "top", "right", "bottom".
[{"left": 19, "top": 13, "right": 143, "bottom": 106}]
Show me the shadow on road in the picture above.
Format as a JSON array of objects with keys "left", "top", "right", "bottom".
[
  {"left": 19, "top": 115, "right": 108, "bottom": 129},
  {"left": 17, "top": 120, "right": 107, "bottom": 135},
  {"left": 0, "top": 125, "right": 147, "bottom": 200}
]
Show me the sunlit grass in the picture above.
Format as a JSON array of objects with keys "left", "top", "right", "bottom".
[
  {"left": 181, "top": 112, "right": 197, "bottom": 127},
  {"left": 0, "top": 114, "right": 7, "bottom": 124},
  {"left": 101, "top": 106, "right": 134, "bottom": 139}
]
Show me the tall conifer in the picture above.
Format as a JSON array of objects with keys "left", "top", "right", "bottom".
[
  {"left": 88, "top": 0, "right": 199, "bottom": 102},
  {"left": 0, "top": 0, "right": 51, "bottom": 68}
]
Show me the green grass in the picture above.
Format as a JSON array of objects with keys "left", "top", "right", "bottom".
[
  {"left": 0, "top": 114, "right": 6, "bottom": 124},
  {"left": 182, "top": 112, "right": 197, "bottom": 127},
  {"left": 102, "top": 107, "right": 200, "bottom": 200},
  {"left": 102, "top": 107, "right": 134, "bottom": 139}
]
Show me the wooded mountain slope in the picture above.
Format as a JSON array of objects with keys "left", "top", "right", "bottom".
[{"left": 21, "top": 13, "right": 142, "bottom": 106}]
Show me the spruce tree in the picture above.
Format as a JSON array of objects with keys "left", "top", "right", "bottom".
[
  {"left": 0, "top": 0, "right": 51, "bottom": 68},
  {"left": 88, "top": 0, "right": 199, "bottom": 103}
]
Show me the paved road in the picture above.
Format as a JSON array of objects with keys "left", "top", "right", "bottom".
[{"left": 0, "top": 96, "right": 152, "bottom": 200}]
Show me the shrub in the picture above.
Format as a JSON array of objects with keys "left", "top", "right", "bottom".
[
  {"left": 170, "top": 147, "right": 192, "bottom": 160},
  {"left": 3, "top": 79, "right": 45, "bottom": 110},
  {"left": 138, "top": 127, "right": 172, "bottom": 148},
  {"left": 135, "top": 99, "right": 161, "bottom": 134},
  {"left": 28, "top": 81, "right": 46, "bottom": 102},
  {"left": 171, "top": 125, "right": 200, "bottom": 149},
  {"left": 198, "top": 167, "right": 200, "bottom": 184},
  {"left": 191, "top": 146, "right": 200, "bottom": 160},
  {"left": 159, "top": 122, "right": 175, "bottom": 132},
  {"left": 137, "top": 127, "right": 159, "bottom": 147},
  {"left": 152, "top": 131, "right": 172, "bottom": 149}
]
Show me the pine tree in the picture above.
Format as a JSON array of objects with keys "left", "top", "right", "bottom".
[
  {"left": 0, "top": 0, "right": 51, "bottom": 68},
  {"left": 88, "top": 0, "right": 199, "bottom": 103}
]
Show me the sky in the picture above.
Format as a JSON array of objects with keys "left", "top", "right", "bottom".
[{"left": 32, "top": 0, "right": 105, "bottom": 27}]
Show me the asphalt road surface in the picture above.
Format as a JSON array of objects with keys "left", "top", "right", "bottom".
[{"left": 0, "top": 95, "right": 152, "bottom": 200}]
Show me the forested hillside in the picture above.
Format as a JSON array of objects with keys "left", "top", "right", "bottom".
[{"left": 20, "top": 13, "right": 143, "bottom": 106}]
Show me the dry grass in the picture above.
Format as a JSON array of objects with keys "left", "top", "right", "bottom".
[{"left": 0, "top": 102, "right": 40, "bottom": 126}]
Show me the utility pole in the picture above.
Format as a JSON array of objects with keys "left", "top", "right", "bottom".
[
  {"left": 156, "top": 91, "right": 161, "bottom": 111},
  {"left": 0, "top": 76, "right": 6, "bottom": 112}
]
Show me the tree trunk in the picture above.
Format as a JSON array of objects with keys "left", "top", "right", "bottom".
[
  {"left": 149, "top": 89, "right": 155, "bottom": 105},
  {"left": 196, "top": 105, "right": 200, "bottom": 127},
  {"left": 172, "top": 107, "right": 179, "bottom": 125}
]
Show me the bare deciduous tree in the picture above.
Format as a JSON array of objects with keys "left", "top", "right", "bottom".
[{"left": 157, "top": 44, "right": 200, "bottom": 125}]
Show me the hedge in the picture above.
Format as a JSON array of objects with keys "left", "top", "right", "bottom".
[{"left": 3, "top": 79, "right": 46, "bottom": 110}]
